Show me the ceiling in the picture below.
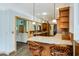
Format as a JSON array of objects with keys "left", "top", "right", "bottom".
[{"left": 0, "top": 3, "right": 71, "bottom": 22}]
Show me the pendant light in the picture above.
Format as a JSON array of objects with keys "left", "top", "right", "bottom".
[
  {"left": 52, "top": 3, "right": 57, "bottom": 24},
  {"left": 32, "top": 3, "right": 36, "bottom": 25}
]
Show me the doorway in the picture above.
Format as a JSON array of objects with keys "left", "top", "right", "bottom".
[{"left": 15, "top": 16, "right": 32, "bottom": 56}]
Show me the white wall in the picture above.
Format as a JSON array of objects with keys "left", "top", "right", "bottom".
[
  {"left": 69, "top": 4, "right": 74, "bottom": 33},
  {"left": 0, "top": 3, "right": 42, "bottom": 54},
  {"left": 0, "top": 10, "right": 14, "bottom": 54},
  {"left": 0, "top": 9, "right": 35, "bottom": 55},
  {"left": 74, "top": 4, "right": 79, "bottom": 41},
  {"left": 69, "top": 3, "right": 79, "bottom": 41}
]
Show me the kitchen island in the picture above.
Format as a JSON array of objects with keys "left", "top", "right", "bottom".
[
  {"left": 27, "top": 34, "right": 73, "bottom": 56},
  {"left": 75, "top": 40, "right": 79, "bottom": 56}
]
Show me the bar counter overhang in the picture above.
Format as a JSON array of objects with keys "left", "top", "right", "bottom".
[{"left": 27, "top": 34, "right": 73, "bottom": 56}]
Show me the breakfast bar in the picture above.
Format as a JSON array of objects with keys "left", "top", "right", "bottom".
[{"left": 27, "top": 34, "right": 73, "bottom": 56}]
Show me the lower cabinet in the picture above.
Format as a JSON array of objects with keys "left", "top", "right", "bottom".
[
  {"left": 16, "top": 33, "right": 28, "bottom": 43},
  {"left": 75, "top": 42, "right": 79, "bottom": 56}
]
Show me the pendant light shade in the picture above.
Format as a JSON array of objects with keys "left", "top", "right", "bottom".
[
  {"left": 32, "top": 22, "right": 36, "bottom": 25},
  {"left": 52, "top": 3, "right": 57, "bottom": 24},
  {"left": 52, "top": 19, "right": 57, "bottom": 24}
]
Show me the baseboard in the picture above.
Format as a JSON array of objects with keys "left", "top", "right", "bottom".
[
  {"left": 9, "top": 50, "right": 17, "bottom": 56},
  {"left": 0, "top": 49, "right": 16, "bottom": 56}
]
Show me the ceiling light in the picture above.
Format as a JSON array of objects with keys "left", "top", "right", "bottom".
[
  {"left": 52, "top": 3, "right": 57, "bottom": 24},
  {"left": 32, "top": 22, "right": 36, "bottom": 25},
  {"left": 56, "top": 8, "right": 59, "bottom": 9},
  {"left": 42, "top": 21, "right": 45, "bottom": 23},
  {"left": 42, "top": 12, "right": 47, "bottom": 15},
  {"left": 52, "top": 19, "right": 57, "bottom": 24}
]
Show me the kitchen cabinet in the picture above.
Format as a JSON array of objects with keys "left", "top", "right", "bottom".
[
  {"left": 16, "top": 33, "right": 28, "bottom": 43},
  {"left": 59, "top": 7, "right": 69, "bottom": 31}
]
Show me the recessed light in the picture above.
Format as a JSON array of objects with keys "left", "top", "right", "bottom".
[
  {"left": 52, "top": 19, "right": 57, "bottom": 24},
  {"left": 32, "top": 22, "right": 36, "bottom": 25},
  {"left": 42, "top": 12, "right": 47, "bottom": 15},
  {"left": 56, "top": 8, "right": 59, "bottom": 9}
]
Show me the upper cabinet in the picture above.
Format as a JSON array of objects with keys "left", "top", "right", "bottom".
[
  {"left": 59, "top": 7, "right": 69, "bottom": 31},
  {"left": 59, "top": 7, "right": 69, "bottom": 17}
]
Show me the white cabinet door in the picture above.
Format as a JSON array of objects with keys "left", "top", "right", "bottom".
[
  {"left": 21, "top": 33, "right": 28, "bottom": 43},
  {"left": 16, "top": 33, "right": 22, "bottom": 42},
  {"left": 16, "top": 33, "right": 28, "bottom": 43}
]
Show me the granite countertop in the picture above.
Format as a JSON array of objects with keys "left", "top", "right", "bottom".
[
  {"left": 75, "top": 40, "right": 79, "bottom": 46},
  {"left": 28, "top": 34, "right": 72, "bottom": 45},
  {"left": 75, "top": 40, "right": 79, "bottom": 43},
  {"left": 33, "top": 31, "right": 48, "bottom": 35}
]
